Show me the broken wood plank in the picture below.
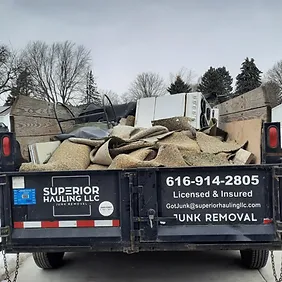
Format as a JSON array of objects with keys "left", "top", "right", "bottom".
[
  {"left": 233, "top": 148, "right": 255, "bottom": 165},
  {"left": 219, "top": 119, "right": 263, "bottom": 164},
  {"left": 11, "top": 95, "right": 83, "bottom": 119},
  {"left": 218, "top": 106, "right": 270, "bottom": 125},
  {"left": 216, "top": 86, "right": 270, "bottom": 116},
  {"left": 13, "top": 116, "right": 74, "bottom": 137}
]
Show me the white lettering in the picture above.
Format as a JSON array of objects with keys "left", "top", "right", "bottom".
[
  {"left": 43, "top": 187, "right": 50, "bottom": 196},
  {"left": 84, "top": 195, "right": 99, "bottom": 202},
  {"left": 204, "top": 213, "right": 257, "bottom": 222},
  {"left": 174, "top": 213, "right": 201, "bottom": 222},
  {"left": 206, "top": 214, "right": 212, "bottom": 222},
  {"left": 84, "top": 186, "right": 92, "bottom": 195},
  {"left": 58, "top": 187, "right": 64, "bottom": 195},
  {"left": 228, "top": 213, "right": 237, "bottom": 221},
  {"left": 73, "top": 187, "right": 80, "bottom": 195},
  {"left": 93, "top": 186, "right": 99, "bottom": 194},
  {"left": 42, "top": 186, "right": 100, "bottom": 204},
  {"left": 220, "top": 190, "right": 253, "bottom": 198},
  {"left": 219, "top": 213, "right": 227, "bottom": 221},
  {"left": 173, "top": 213, "right": 258, "bottom": 223},
  {"left": 65, "top": 187, "right": 72, "bottom": 195},
  {"left": 173, "top": 191, "right": 210, "bottom": 199}
]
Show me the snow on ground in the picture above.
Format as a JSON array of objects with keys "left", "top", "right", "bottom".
[{"left": 0, "top": 253, "right": 31, "bottom": 281}]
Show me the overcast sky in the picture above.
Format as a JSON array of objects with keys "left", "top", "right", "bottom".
[{"left": 0, "top": 0, "right": 282, "bottom": 96}]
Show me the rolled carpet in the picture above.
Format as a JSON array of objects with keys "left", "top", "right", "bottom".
[
  {"left": 157, "top": 131, "right": 201, "bottom": 153},
  {"left": 152, "top": 144, "right": 187, "bottom": 167},
  {"left": 90, "top": 139, "right": 114, "bottom": 166},
  {"left": 110, "top": 141, "right": 156, "bottom": 157},
  {"left": 128, "top": 148, "right": 157, "bottom": 161},
  {"left": 68, "top": 137, "right": 105, "bottom": 147},
  {"left": 90, "top": 137, "right": 155, "bottom": 165},
  {"left": 183, "top": 151, "right": 233, "bottom": 167},
  {"left": 152, "top": 116, "right": 196, "bottom": 137},
  {"left": 129, "top": 125, "right": 169, "bottom": 142},
  {"left": 109, "top": 144, "right": 187, "bottom": 169},
  {"left": 196, "top": 132, "right": 245, "bottom": 154},
  {"left": 110, "top": 125, "right": 169, "bottom": 142},
  {"left": 108, "top": 154, "right": 160, "bottom": 169}
]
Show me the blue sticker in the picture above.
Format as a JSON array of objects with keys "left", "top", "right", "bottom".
[{"left": 13, "top": 189, "right": 36, "bottom": 205}]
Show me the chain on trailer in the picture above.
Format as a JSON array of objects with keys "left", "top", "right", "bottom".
[
  {"left": 1, "top": 250, "right": 20, "bottom": 282},
  {"left": 271, "top": 251, "right": 282, "bottom": 282}
]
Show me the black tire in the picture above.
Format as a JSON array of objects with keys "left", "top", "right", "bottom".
[
  {"left": 33, "top": 252, "right": 65, "bottom": 269},
  {"left": 240, "top": 249, "right": 269, "bottom": 269}
]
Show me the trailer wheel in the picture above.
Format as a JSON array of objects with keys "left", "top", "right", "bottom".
[
  {"left": 240, "top": 249, "right": 269, "bottom": 269},
  {"left": 33, "top": 252, "right": 65, "bottom": 269}
]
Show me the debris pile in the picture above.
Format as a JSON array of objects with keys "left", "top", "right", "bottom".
[{"left": 20, "top": 116, "right": 254, "bottom": 172}]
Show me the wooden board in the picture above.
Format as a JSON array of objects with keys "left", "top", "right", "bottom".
[
  {"left": 10, "top": 95, "right": 84, "bottom": 161},
  {"left": 216, "top": 86, "right": 270, "bottom": 115},
  {"left": 218, "top": 106, "right": 270, "bottom": 126},
  {"left": 233, "top": 149, "right": 255, "bottom": 165},
  {"left": 13, "top": 116, "right": 74, "bottom": 137},
  {"left": 220, "top": 119, "right": 263, "bottom": 164},
  {"left": 11, "top": 95, "right": 83, "bottom": 119},
  {"left": 216, "top": 86, "right": 271, "bottom": 128}
]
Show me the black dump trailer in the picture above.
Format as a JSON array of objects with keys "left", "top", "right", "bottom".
[{"left": 0, "top": 122, "right": 282, "bottom": 275}]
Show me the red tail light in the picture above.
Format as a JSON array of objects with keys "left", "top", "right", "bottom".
[
  {"left": 263, "top": 218, "right": 272, "bottom": 224},
  {"left": 2, "top": 136, "right": 11, "bottom": 157},
  {"left": 268, "top": 126, "right": 279, "bottom": 148}
]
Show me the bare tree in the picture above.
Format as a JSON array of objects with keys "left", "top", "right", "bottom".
[
  {"left": 0, "top": 45, "right": 22, "bottom": 95},
  {"left": 265, "top": 60, "right": 282, "bottom": 104},
  {"left": 128, "top": 72, "right": 167, "bottom": 101},
  {"left": 99, "top": 89, "right": 121, "bottom": 105},
  {"left": 21, "top": 40, "right": 91, "bottom": 104},
  {"left": 169, "top": 67, "right": 197, "bottom": 86},
  {"left": 120, "top": 92, "right": 133, "bottom": 103},
  {"left": 262, "top": 80, "right": 282, "bottom": 108}
]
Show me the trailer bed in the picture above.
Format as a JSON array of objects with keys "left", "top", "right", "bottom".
[{"left": 1, "top": 164, "right": 281, "bottom": 253}]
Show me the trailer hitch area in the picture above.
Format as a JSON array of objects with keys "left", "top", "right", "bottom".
[
  {"left": 148, "top": 209, "right": 155, "bottom": 228},
  {"left": 270, "top": 251, "right": 282, "bottom": 282},
  {"left": 123, "top": 247, "right": 140, "bottom": 254},
  {"left": 134, "top": 210, "right": 177, "bottom": 229}
]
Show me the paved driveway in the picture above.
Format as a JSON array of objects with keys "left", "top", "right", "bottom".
[{"left": 4, "top": 250, "right": 282, "bottom": 282}]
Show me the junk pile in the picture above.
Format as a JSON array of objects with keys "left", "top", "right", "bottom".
[{"left": 20, "top": 116, "right": 254, "bottom": 172}]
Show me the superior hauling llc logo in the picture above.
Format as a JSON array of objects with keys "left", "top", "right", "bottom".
[{"left": 43, "top": 186, "right": 100, "bottom": 204}]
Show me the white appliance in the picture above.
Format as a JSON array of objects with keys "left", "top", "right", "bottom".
[
  {"left": 134, "top": 97, "right": 156, "bottom": 128},
  {"left": 134, "top": 92, "right": 215, "bottom": 129},
  {"left": 154, "top": 93, "right": 186, "bottom": 120},
  {"left": 29, "top": 141, "right": 61, "bottom": 164},
  {"left": 185, "top": 92, "right": 213, "bottom": 129}
]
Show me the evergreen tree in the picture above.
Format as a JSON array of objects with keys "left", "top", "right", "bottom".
[
  {"left": 167, "top": 75, "right": 192, "bottom": 94},
  {"left": 216, "top": 67, "right": 233, "bottom": 102},
  {"left": 5, "top": 69, "right": 33, "bottom": 106},
  {"left": 82, "top": 70, "right": 101, "bottom": 106},
  {"left": 5, "top": 88, "right": 19, "bottom": 106},
  {"left": 197, "top": 66, "right": 233, "bottom": 105},
  {"left": 235, "top": 57, "right": 262, "bottom": 96}
]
